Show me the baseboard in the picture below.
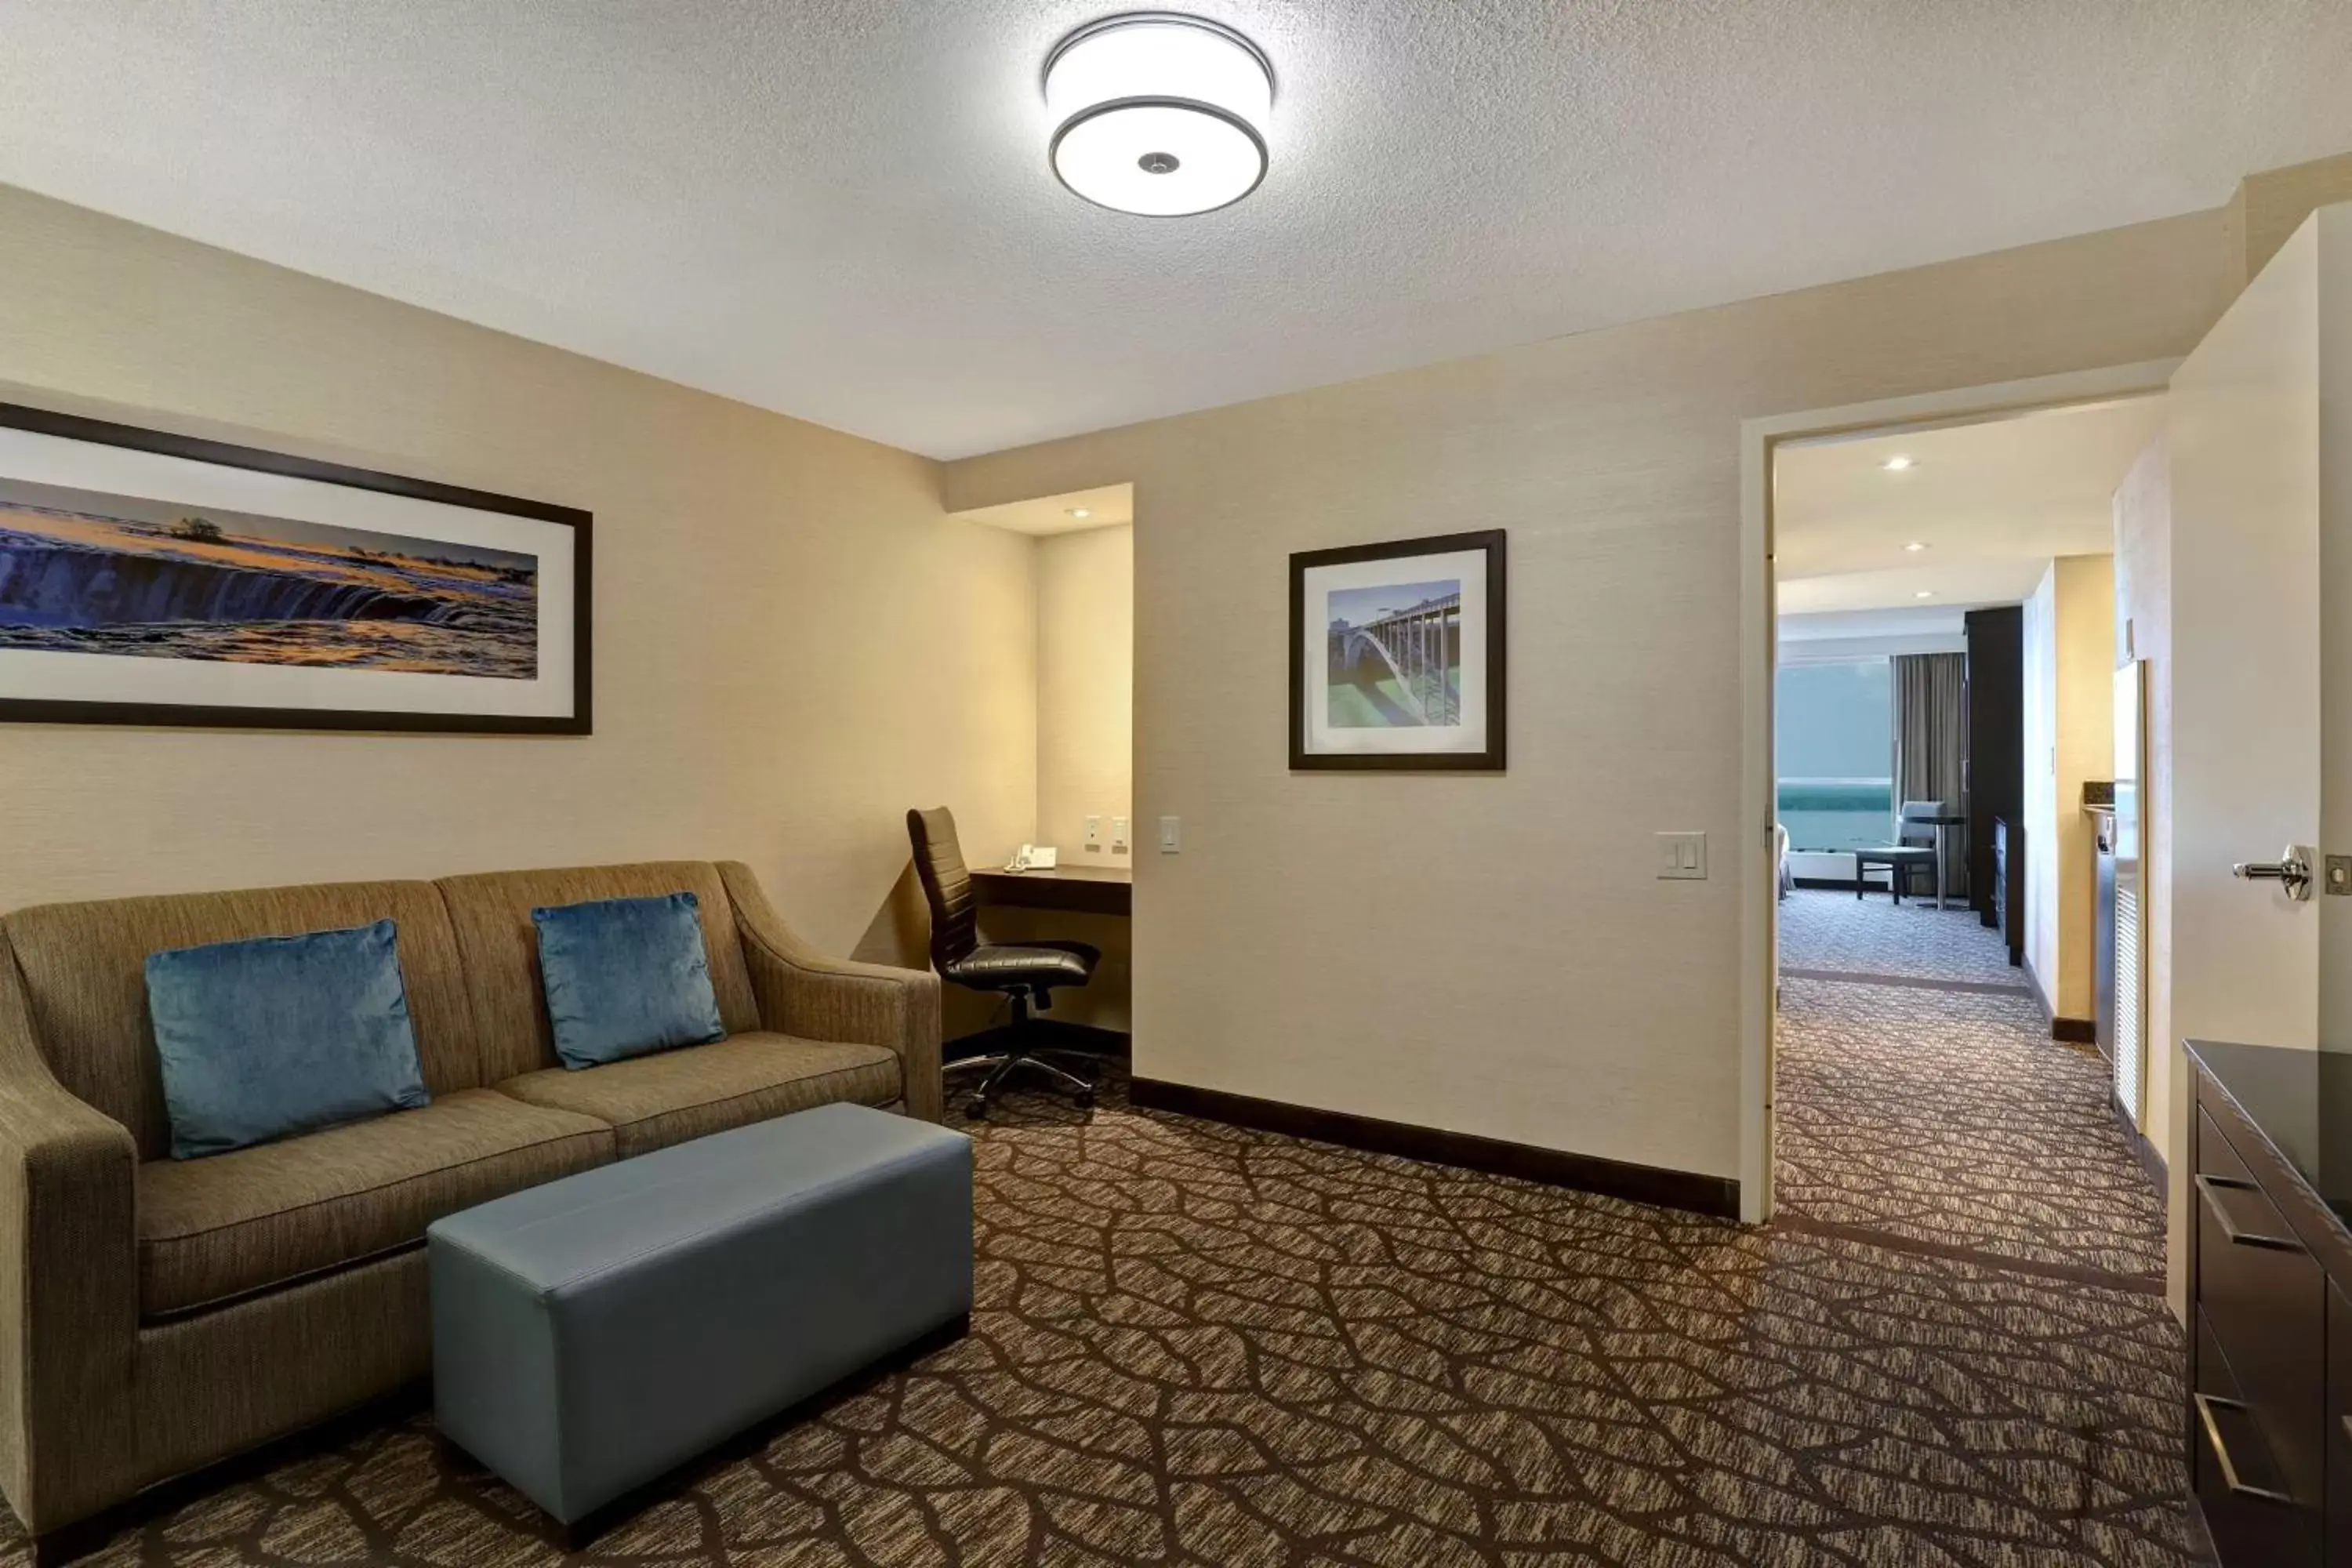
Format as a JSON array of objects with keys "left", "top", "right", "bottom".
[
  {"left": 1128, "top": 1076, "right": 1741, "bottom": 1220},
  {"left": 2020, "top": 955, "right": 2097, "bottom": 1044},
  {"left": 2112, "top": 1091, "right": 2168, "bottom": 1196}
]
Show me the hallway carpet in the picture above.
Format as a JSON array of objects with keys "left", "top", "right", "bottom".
[{"left": 20, "top": 1066, "right": 2198, "bottom": 1567}]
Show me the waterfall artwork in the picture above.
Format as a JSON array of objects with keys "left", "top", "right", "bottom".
[
  {"left": 0, "top": 403, "right": 590, "bottom": 733},
  {"left": 1290, "top": 530, "right": 1506, "bottom": 771},
  {"left": 0, "top": 479, "right": 539, "bottom": 678}
]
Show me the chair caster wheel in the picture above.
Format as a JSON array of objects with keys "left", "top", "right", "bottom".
[
  {"left": 964, "top": 1096, "right": 988, "bottom": 1120},
  {"left": 1074, "top": 1087, "right": 1097, "bottom": 1111}
]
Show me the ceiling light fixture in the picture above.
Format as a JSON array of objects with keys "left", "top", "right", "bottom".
[
  {"left": 1903, "top": 541, "right": 1928, "bottom": 553},
  {"left": 1044, "top": 13, "right": 1273, "bottom": 216},
  {"left": 1066, "top": 507, "right": 1093, "bottom": 519},
  {"left": 1881, "top": 455, "right": 1917, "bottom": 472},
  {"left": 1915, "top": 590, "right": 1936, "bottom": 599}
]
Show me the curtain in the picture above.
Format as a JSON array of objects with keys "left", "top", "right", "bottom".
[{"left": 1890, "top": 652, "right": 1968, "bottom": 897}]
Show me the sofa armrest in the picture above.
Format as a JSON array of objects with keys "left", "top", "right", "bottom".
[
  {"left": 0, "top": 931, "right": 140, "bottom": 1534},
  {"left": 718, "top": 862, "right": 945, "bottom": 1123}
]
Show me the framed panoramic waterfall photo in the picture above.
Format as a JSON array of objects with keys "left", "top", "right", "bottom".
[
  {"left": 0, "top": 403, "right": 590, "bottom": 733},
  {"left": 1289, "top": 528, "right": 1505, "bottom": 770}
]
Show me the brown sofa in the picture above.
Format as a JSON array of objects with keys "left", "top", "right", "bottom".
[{"left": 0, "top": 859, "right": 941, "bottom": 1545}]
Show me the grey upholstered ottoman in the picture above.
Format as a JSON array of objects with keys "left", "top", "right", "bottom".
[{"left": 427, "top": 1103, "right": 973, "bottom": 1532}]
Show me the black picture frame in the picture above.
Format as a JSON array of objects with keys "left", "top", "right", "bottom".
[
  {"left": 1289, "top": 528, "right": 1506, "bottom": 771},
  {"left": 0, "top": 401, "right": 592, "bottom": 735}
]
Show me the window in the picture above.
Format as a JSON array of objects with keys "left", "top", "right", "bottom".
[{"left": 1777, "top": 658, "right": 1892, "bottom": 851}]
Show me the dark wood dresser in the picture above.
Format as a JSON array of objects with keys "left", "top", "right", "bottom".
[
  {"left": 2185, "top": 1040, "right": 2352, "bottom": 1565},
  {"left": 1991, "top": 817, "right": 2024, "bottom": 967}
]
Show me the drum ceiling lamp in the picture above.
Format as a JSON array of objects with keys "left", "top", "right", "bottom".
[{"left": 1044, "top": 13, "right": 1273, "bottom": 216}]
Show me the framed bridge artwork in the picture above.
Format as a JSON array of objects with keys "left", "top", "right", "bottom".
[
  {"left": 0, "top": 402, "right": 590, "bottom": 734},
  {"left": 1290, "top": 528, "right": 1505, "bottom": 770}
]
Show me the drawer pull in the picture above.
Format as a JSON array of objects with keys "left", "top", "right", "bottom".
[
  {"left": 2194, "top": 1393, "right": 2296, "bottom": 1506},
  {"left": 2194, "top": 1174, "right": 2307, "bottom": 1251}
]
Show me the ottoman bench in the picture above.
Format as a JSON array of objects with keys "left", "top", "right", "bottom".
[{"left": 426, "top": 1102, "right": 973, "bottom": 1537}]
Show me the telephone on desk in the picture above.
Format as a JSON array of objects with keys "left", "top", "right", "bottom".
[{"left": 1004, "top": 844, "right": 1058, "bottom": 872}]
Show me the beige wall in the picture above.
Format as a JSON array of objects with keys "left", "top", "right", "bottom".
[
  {"left": 946, "top": 208, "right": 2238, "bottom": 1181},
  {"left": 997, "top": 521, "right": 1133, "bottom": 1031},
  {"left": 2022, "top": 556, "right": 2114, "bottom": 1024},
  {"left": 2113, "top": 437, "right": 2176, "bottom": 1298},
  {"left": 1034, "top": 524, "right": 1133, "bottom": 858},
  {"left": 0, "top": 183, "right": 1040, "bottom": 960}
]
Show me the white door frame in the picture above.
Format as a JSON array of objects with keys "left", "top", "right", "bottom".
[{"left": 1736, "top": 358, "right": 2182, "bottom": 1224}]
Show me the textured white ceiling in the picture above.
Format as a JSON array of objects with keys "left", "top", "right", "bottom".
[
  {"left": 1, "top": 2, "right": 2347, "bottom": 459},
  {"left": 1775, "top": 397, "right": 2165, "bottom": 615}
]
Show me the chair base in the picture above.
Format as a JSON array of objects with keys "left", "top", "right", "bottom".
[{"left": 944, "top": 995, "right": 1099, "bottom": 1119}]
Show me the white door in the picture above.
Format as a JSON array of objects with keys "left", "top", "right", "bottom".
[{"left": 2160, "top": 203, "right": 2347, "bottom": 1300}]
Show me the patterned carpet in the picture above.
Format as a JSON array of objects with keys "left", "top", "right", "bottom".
[
  {"left": 1778, "top": 889, "right": 2024, "bottom": 988},
  {"left": 22, "top": 1069, "right": 2198, "bottom": 1567},
  {"left": 1774, "top": 976, "right": 2165, "bottom": 1281},
  {"left": 10, "top": 892, "right": 2193, "bottom": 1566}
]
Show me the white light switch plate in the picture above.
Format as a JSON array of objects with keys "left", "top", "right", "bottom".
[
  {"left": 1083, "top": 815, "right": 1102, "bottom": 851},
  {"left": 1111, "top": 816, "right": 1130, "bottom": 853},
  {"left": 1657, "top": 831, "right": 1707, "bottom": 879},
  {"left": 1159, "top": 816, "right": 1181, "bottom": 853}
]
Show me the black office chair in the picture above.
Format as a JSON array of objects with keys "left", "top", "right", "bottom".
[{"left": 906, "top": 807, "right": 1102, "bottom": 1120}]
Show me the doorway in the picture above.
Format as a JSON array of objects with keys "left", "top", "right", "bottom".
[
  {"left": 1761, "top": 394, "right": 2176, "bottom": 1298},
  {"left": 1735, "top": 360, "right": 2180, "bottom": 1229}
]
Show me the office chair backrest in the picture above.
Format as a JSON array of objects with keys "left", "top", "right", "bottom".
[
  {"left": 1896, "top": 799, "right": 1944, "bottom": 848},
  {"left": 906, "top": 807, "right": 979, "bottom": 969}
]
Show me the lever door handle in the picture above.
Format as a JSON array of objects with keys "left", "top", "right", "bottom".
[{"left": 2234, "top": 844, "right": 2317, "bottom": 902}]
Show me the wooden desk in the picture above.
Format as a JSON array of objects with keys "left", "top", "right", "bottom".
[{"left": 968, "top": 864, "right": 1131, "bottom": 916}]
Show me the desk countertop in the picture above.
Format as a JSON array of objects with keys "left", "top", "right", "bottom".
[
  {"left": 967, "top": 862, "right": 1131, "bottom": 914},
  {"left": 971, "top": 863, "right": 1132, "bottom": 885}
]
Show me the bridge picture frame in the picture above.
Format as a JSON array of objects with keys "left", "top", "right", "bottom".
[
  {"left": 1290, "top": 528, "right": 1505, "bottom": 771},
  {"left": 0, "top": 400, "right": 591, "bottom": 735}
]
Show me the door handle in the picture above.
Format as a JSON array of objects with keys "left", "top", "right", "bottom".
[
  {"left": 2233, "top": 844, "right": 2317, "bottom": 902},
  {"left": 2194, "top": 1174, "right": 2306, "bottom": 1251},
  {"left": 2194, "top": 1393, "right": 2296, "bottom": 1505}
]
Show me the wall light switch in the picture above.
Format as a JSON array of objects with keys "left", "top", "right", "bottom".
[
  {"left": 1657, "top": 831, "right": 1707, "bottom": 880},
  {"left": 1083, "top": 815, "right": 1103, "bottom": 851},
  {"left": 1159, "top": 816, "right": 1181, "bottom": 853},
  {"left": 1111, "top": 816, "right": 1130, "bottom": 854}
]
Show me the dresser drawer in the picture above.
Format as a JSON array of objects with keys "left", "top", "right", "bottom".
[
  {"left": 2198, "top": 1309, "right": 2314, "bottom": 1565},
  {"left": 2330, "top": 1279, "right": 2352, "bottom": 1567},
  {"left": 2194, "top": 1106, "right": 2325, "bottom": 1563}
]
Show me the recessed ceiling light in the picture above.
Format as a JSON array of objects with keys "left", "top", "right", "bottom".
[
  {"left": 1915, "top": 590, "right": 1936, "bottom": 599},
  {"left": 1903, "top": 541, "right": 1928, "bottom": 553},
  {"left": 1044, "top": 14, "right": 1273, "bottom": 216},
  {"left": 1066, "top": 507, "right": 1093, "bottom": 519},
  {"left": 1881, "top": 455, "right": 1916, "bottom": 471}
]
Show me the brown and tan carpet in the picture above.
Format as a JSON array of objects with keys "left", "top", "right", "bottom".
[
  {"left": 1778, "top": 890, "right": 2024, "bottom": 989},
  {"left": 20, "top": 1062, "right": 2198, "bottom": 1568}
]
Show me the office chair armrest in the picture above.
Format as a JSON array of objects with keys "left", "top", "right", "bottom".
[{"left": 717, "top": 862, "right": 945, "bottom": 1122}]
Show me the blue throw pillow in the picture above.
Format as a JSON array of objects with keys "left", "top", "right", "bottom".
[
  {"left": 146, "top": 920, "right": 430, "bottom": 1160},
  {"left": 532, "top": 892, "right": 726, "bottom": 1070}
]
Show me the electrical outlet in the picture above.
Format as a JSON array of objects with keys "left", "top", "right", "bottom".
[
  {"left": 1657, "top": 831, "right": 1707, "bottom": 880},
  {"left": 1083, "top": 815, "right": 1102, "bottom": 851},
  {"left": 1111, "top": 816, "right": 1130, "bottom": 854}
]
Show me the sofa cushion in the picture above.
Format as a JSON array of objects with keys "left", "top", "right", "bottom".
[
  {"left": 137, "top": 1087, "right": 614, "bottom": 1319},
  {"left": 438, "top": 863, "right": 761, "bottom": 1086},
  {"left": 147, "top": 920, "right": 431, "bottom": 1160},
  {"left": 532, "top": 893, "right": 726, "bottom": 1069},
  {"left": 496, "top": 1032, "right": 901, "bottom": 1159},
  {"left": 4, "top": 880, "right": 477, "bottom": 1162}
]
